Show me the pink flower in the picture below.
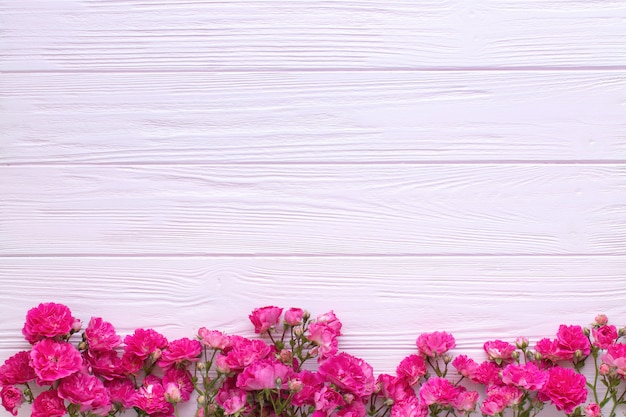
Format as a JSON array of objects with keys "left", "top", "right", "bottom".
[
  {"left": 0, "top": 351, "right": 37, "bottom": 385},
  {"left": 416, "top": 332, "right": 455, "bottom": 357},
  {"left": 236, "top": 358, "right": 292, "bottom": 390},
  {"left": 501, "top": 362, "right": 548, "bottom": 391},
  {"left": 31, "top": 390, "right": 66, "bottom": 417},
  {"left": 216, "top": 381, "right": 248, "bottom": 415},
  {"left": 292, "top": 370, "right": 325, "bottom": 406},
  {"left": 396, "top": 354, "right": 427, "bottom": 385},
  {"left": 223, "top": 336, "right": 272, "bottom": 370},
  {"left": 1, "top": 386, "right": 23, "bottom": 416},
  {"left": 285, "top": 308, "right": 305, "bottom": 326},
  {"left": 308, "top": 322, "right": 339, "bottom": 360},
  {"left": 197, "top": 328, "right": 230, "bottom": 350},
  {"left": 22, "top": 303, "right": 75, "bottom": 344},
  {"left": 480, "top": 394, "right": 509, "bottom": 416},
  {"left": 592, "top": 325, "right": 618, "bottom": 349},
  {"left": 594, "top": 314, "right": 609, "bottom": 327},
  {"left": 584, "top": 403, "right": 601, "bottom": 417},
  {"left": 85, "top": 317, "right": 121, "bottom": 352},
  {"left": 377, "top": 374, "right": 414, "bottom": 403},
  {"left": 453, "top": 390, "right": 479, "bottom": 413},
  {"left": 134, "top": 375, "right": 174, "bottom": 417},
  {"left": 538, "top": 366, "right": 587, "bottom": 414},
  {"left": 123, "top": 328, "right": 168, "bottom": 361},
  {"left": 314, "top": 386, "right": 345, "bottom": 414},
  {"left": 556, "top": 325, "right": 591, "bottom": 360},
  {"left": 158, "top": 337, "right": 202, "bottom": 370},
  {"left": 85, "top": 349, "right": 125, "bottom": 380},
  {"left": 483, "top": 340, "right": 517, "bottom": 365},
  {"left": 601, "top": 343, "right": 626, "bottom": 377},
  {"left": 164, "top": 384, "right": 182, "bottom": 404},
  {"left": 104, "top": 378, "right": 136, "bottom": 408},
  {"left": 30, "top": 338, "right": 82, "bottom": 382},
  {"left": 58, "top": 371, "right": 112, "bottom": 414},
  {"left": 391, "top": 397, "right": 427, "bottom": 417},
  {"left": 452, "top": 355, "right": 478, "bottom": 378},
  {"left": 469, "top": 361, "right": 501, "bottom": 386},
  {"left": 535, "top": 338, "right": 567, "bottom": 363},
  {"left": 419, "top": 377, "right": 459, "bottom": 406},
  {"left": 486, "top": 385, "right": 524, "bottom": 406},
  {"left": 249, "top": 306, "right": 283, "bottom": 334},
  {"left": 319, "top": 353, "right": 375, "bottom": 397},
  {"left": 331, "top": 398, "right": 366, "bottom": 417},
  {"left": 163, "top": 367, "right": 194, "bottom": 402},
  {"left": 316, "top": 311, "right": 343, "bottom": 336}
]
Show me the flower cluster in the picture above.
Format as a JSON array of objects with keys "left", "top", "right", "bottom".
[{"left": 0, "top": 305, "right": 624, "bottom": 417}]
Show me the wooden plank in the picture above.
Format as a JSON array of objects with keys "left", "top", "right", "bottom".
[
  {"left": 2, "top": 71, "right": 626, "bottom": 164},
  {"left": 1, "top": 0, "right": 625, "bottom": 71},
  {"left": 1, "top": 164, "right": 625, "bottom": 255},
  {"left": 0, "top": 256, "right": 624, "bottom": 374}
]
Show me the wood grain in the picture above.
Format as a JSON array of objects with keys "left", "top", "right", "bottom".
[
  {"left": 1, "top": 164, "right": 625, "bottom": 256},
  {"left": 1, "top": 255, "right": 624, "bottom": 373},
  {"left": 2, "top": 0, "right": 625, "bottom": 71},
  {"left": 2, "top": 71, "right": 626, "bottom": 164}
]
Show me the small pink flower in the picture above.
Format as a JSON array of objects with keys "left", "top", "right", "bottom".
[
  {"left": 1, "top": 386, "right": 23, "bottom": 416},
  {"left": 557, "top": 325, "right": 591, "bottom": 360},
  {"left": 292, "top": 370, "right": 325, "bottom": 406},
  {"left": 377, "top": 374, "right": 414, "bottom": 403},
  {"left": 419, "top": 377, "right": 459, "bottom": 406},
  {"left": 331, "top": 398, "right": 367, "bottom": 417},
  {"left": 249, "top": 306, "right": 283, "bottom": 334},
  {"left": 584, "top": 403, "right": 601, "bottom": 417},
  {"left": 197, "top": 328, "right": 230, "bottom": 350},
  {"left": 134, "top": 375, "right": 174, "bottom": 416},
  {"left": 392, "top": 397, "right": 427, "bottom": 417},
  {"left": 31, "top": 390, "right": 66, "bottom": 417},
  {"left": 480, "top": 394, "right": 508, "bottom": 416},
  {"left": 416, "top": 332, "right": 455, "bottom": 357},
  {"left": 318, "top": 353, "right": 376, "bottom": 397},
  {"left": 601, "top": 343, "right": 626, "bottom": 378},
  {"left": 538, "top": 366, "right": 587, "bottom": 414},
  {"left": 85, "top": 317, "right": 121, "bottom": 352},
  {"left": 164, "top": 384, "right": 182, "bottom": 403},
  {"left": 58, "top": 371, "right": 112, "bottom": 414},
  {"left": 216, "top": 382, "right": 248, "bottom": 415},
  {"left": 223, "top": 336, "right": 272, "bottom": 370},
  {"left": 483, "top": 340, "right": 517, "bottom": 365},
  {"left": 501, "top": 362, "right": 548, "bottom": 391},
  {"left": 285, "top": 308, "right": 305, "bottom": 326},
  {"left": 593, "top": 326, "right": 618, "bottom": 349},
  {"left": 316, "top": 311, "right": 343, "bottom": 336},
  {"left": 22, "top": 302, "right": 75, "bottom": 344},
  {"left": 236, "top": 358, "right": 292, "bottom": 390},
  {"left": 123, "top": 328, "right": 168, "bottom": 361},
  {"left": 314, "top": 386, "right": 345, "bottom": 414},
  {"left": 30, "top": 338, "right": 82, "bottom": 382},
  {"left": 396, "top": 354, "right": 427, "bottom": 385},
  {"left": 594, "top": 314, "right": 609, "bottom": 327},
  {"left": 453, "top": 390, "right": 479, "bottom": 413},
  {"left": 486, "top": 385, "right": 524, "bottom": 406},
  {"left": 469, "top": 361, "right": 501, "bottom": 386},
  {"left": 308, "top": 322, "right": 339, "bottom": 360},
  {"left": 85, "top": 349, "right": 125, "bottom": 380},
  {"left": 163, "top": 367, "right": 194, "bottom": 402},
  {"left": 0, "top": 351, "right": 37, "bottom": 385},
  {"left": 452, "top": 355, "right": 478, "bottom": 378},
  {"left": 104, "top": 378, "right": 136, "bottom": 408},
  {"left": 158, "top": 337, "right": 202, "bottom": 370},
  {"left": 535, "top": 338, "right": 567, "bottom": 363}
]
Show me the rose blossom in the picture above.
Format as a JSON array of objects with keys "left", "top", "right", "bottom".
[
  {"left": 538, "top": 366, "right": 587, "bottom": 413},
  {"left": 396, "top": 354, "right": 427, "bottom": 385},
  {"left": 486, "top": 385, "right": 524, "bottom": 406},
  {"left": 216, "top": 380, "right": 248, "bottom": 415},
  {"left": 104, "top": 378, "right": 136, "bottom": 408},
  {"left": 601, "top": 343, "right": 626, "bottom": 377},
  {"left": 123, "top": 328, "right": 168, "bottom": 361},
  {"left": 1, "top": 386, "right": 23, "bottom": 416},
  {"left": 249, "top": 306, "right": 283, "bottom": 334},
  {"left": 469, "top": 360, "right": 501, "bottom": 386},
  {"left": 453, "top": 390, "right": 479, "bottom": 413},
  {"left": 197, "top": 328, "right": 230, "bottom": 350},
  {"left": 480, "top": 394, "right": 509, "bottom": 416},
  {"left": 307, "top": 321, "right": 339, "bottom": 360},
  {"left": 535, "top": 338, "right": 566, "bottom": 363},
  {"left": 30, "top": 338, "right": 82, "bottom": 382},
  {"left": 594, "top": 314, "right": 609, "bottom": 327},
  {"left": 85, "top": 317, "right": 121, "bottom": 351},
  {"left": 158, "top": 337, "right": 202, "bottom": 369},
  {"left": 22, "top": 302, "right": 75, "bottom": 344},
  {"left": 592, "top": 325, "right": 618, "bottom": 349},
  {"left": 58, "top": 371, "right": 112, "bottom": 414},
  {"left": 501, "top": 362, "right": 548, "bottom": 391},
  {"left": 377, "top": 374, "right": 414, "bottom": 403},
  {"left": 391, "top": 397, "right": 427, "bottom": 417},
  {"left": 284, "top": 308, "right": 305, "bottom": 326},
  {"left": 223, "top": 336, "right": 272, "bottom": 370},
  {"left": 236, "top": 358, "right": 292, "bottom": 390},
  {"left": 134, "top": 375, "right": 174, "bottom": 417},
  {"left": 314, "top": 386, "right": 345, "bottom": 414},
  {"left": 556, "top": 325, "right": 591, "bottom": 360},
  {"left": 584, "top": 403, "right": 601, "bottom": 417},
  {"left": 0, "top": 351, "right": 36, "bottom": 385},
  {"left": 318, "top": 353, "right": 376, "bottom": 397},
  {"left": 331, "top": 398, "right": 367, "bottom": 417},
  {"left": 416, "top": 331, "right": 455, "bottom": 357},
  {"left": 163, "top": 367, "right": 194, "bottom": 402},
  {"left": 31, "top": 390, "right": 66, "bottom": 417},
  {"left": 452, "top": 355, "right": 478, "bottom": 378},
  {"left": 483, "top": 340, "right": 517, "bottom": 364},
  {"left": 316, "top": 311, "right": 343, "bottom": 336},
  {"left": 292, "top": 370, "right": 325, "bottom": 406},
  {"left": 419, "top": 377, "right": 459, "bottom": 406}
]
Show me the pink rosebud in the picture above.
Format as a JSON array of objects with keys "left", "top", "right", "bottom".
[
  {"left": 594, "top": 314, "right": 609, "bottom": 326},
  {"left": 284, "top": 308, "right": 305, "bottom": 326},
  {"left": 31, "top": 390, "right": 66, "bottom": 417},
  {"left": 483, "top": 340, "right": 517, "bottom": 365},
  {"left": 72, "top": 319, "right": 83, "bottom": 333},
  {"left": 416, "top": 331, "right": 455, "bottom": 357},
  {"left": 249, "top": 306, "right": 283, "bottom": 334},
  {"left": 599, "top": 363, "right": 610, "bottom": 375},
  {"left": 584, "top": 403, "right": 601, "bottom": 417},
  {"left": 592, "top": 326, "right": 618, "bottom": 349},
  {"left": 30, "top": 339, "right": 82, "bottom": 382},
  {"left": 197, "top": 328, "right": 230, "bottom": 350},
  {"left": 165, "top": 383, "right": 182, "bottom": 403},
  {"left": 1, "top": 386, "right": 23, "bottom": 416},
  {"left": 515, "top": 337, "right": 529, "bottom": 350},
  {"left": 22, "top": 302, "right": 75, "bottom": 344}
]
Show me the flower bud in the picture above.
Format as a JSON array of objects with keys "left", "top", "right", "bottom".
[
  {"left": 619, "top": 328, "right": 626, "bottom": 338},
  {"left": 343, "top": 393, "right": 355, "bottom": 404},
  {"left": 289, "top": 378, "right": 303, "bottom": 392},
  {"left": 583, "top": 327, "right": 591, "bottom": 337},
  {"left": 78, "top": 341, "right": 87, "bottom": 351},
  {"left": 279, "top": 349, "right": 292, "bottom": 364},
  {"left": 293, "top": 326, "right": 303, "bottom": 337},
  {"left": 575, "top": 349, "right": 584, "bottom": 360},
  {"left": 599, "top": 364, "right": 610, "bottom": 375},
  {"left": 72, "top": 319, "right": 83, "bottom": 333},
  {"left": 384, "top": 398, "right": 394, "bottom": 406},
  {"left": 584, "top": 403, "right": 601, "bottom": 417},
  {"left": 442, "top": 354, "right": 452, "bottom": 364},
  {"left": 197, "top": 362, "right": 206, "bottom": 371},
  {"left": 594, "top": 314, "right": 609, "bottom": 327},
  {"left": 151, "top": 348, "right": 162, "bottom": 361},
  {"left": 535, "top": 352, "right": 542, "bottom": 362},
  {"left": 165, "top": 384, "right": 182, "bottom": 403},
  {"left": 515, "top": 337, "right": 529, "bottom": 350},
  {"left": 197, "top": 395, "right": 206, "bottom": 405}
]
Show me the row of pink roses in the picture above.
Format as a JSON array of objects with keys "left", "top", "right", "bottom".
[{"left": 0, "top": 303, "right": 624, "bottom": 417}]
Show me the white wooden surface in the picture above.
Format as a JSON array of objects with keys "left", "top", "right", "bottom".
[{"left": 1, "top": 0, "right": 626, "bottom": 409}]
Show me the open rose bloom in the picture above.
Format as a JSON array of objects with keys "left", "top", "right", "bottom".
[{"left": 1, "top": 305, "right": 625, "bottom": 417}]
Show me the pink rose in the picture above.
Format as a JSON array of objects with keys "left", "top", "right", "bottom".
[
  {"left": 396, "top": 354, "right": 427, "bottom": 385},
  {"left": 331, "top": 398, "right": 366, "bottom": 417},
  {"left": 22, "top": 302, "right": 75, "bottom": 344},
  {"left": 314, "top": 386, "right": 345, "bottom": 414},
  {"left": 480, "top": 394, "right": 509, "bottom": 416},
  {"left": 486, "top": 385, "right": 523, "bottom": 406},
  {"left": 452, "top": 355, "right": 478, "bottom": 378},
  {"left": 30, "top": 338, "right": 82, "bottom": 382},
  {"left": 391, "top": 397, "right": 427, "bottom": 417},
  {"left": 538, "top": 366, "right": 587, "bottom": 413},
  {"left": 249, "top": 306, "right": 283, "bottom": 334},
  {"left": 85, "top": 349, "right": 125, "bottom": 380},
  {"left": 223, "top": 336, "right": 272, "bottom": 370},
  {"left": 601, "top": 343, "right": 626, "bottom": 377},
  {"left": 292, "top": 370, "right": 325, "bottom": 406},
  {"left": 584, "top": 403, "right": 601, "bottom": 417},
  {"left": 163, "top": 367, "right": 194, "bottom": 402},
  {"left": 0, "top": 351, "right": 37, "bottom": 385},
  {"left": 123, "top": 328, "right": 168, "bottom": 361},
  {"left": 236, "top": 358, "right": 292, "bottom": 390},
  {"left": 104, "top": 378, "right": 136, "bottom": 408},
  {"left": 216, "top": 381, "right": 248, "bottom": 415},
  {"left": 318, "top": 353, "right": 375, "bottom": 397},
  {"left": 377, "top": 374, "right": 414, "bottom": 403},
  {"left": 284, "top": 308, "right": 305, "bottom": 326},
  {"left": 31, "top": 390, "right": 66, "bottom": 417},
  {"left": 592, "top": 325, "right": 618, "bottom": 349},
  {"left": 453, "top": 389, "right": 479, "bottom": 412},
  {"left": 501, "top": 362, "right": 548, "bottom": 391},
  {"left": 419, "top": 377, "right": 459, "bottom": 406},
  {"left": 58, "top": 371, "right": 112, "bottom": 414},
  {"left": 416, "top": 332, "right": 455, "bottom": 357},
  {"left": 483, "top": 340, "right": 517, "bottom": 365},
  {"left": 307, "top": 322, "right": 339, "bottom": 360},
  {"left": 158, "top": 337, "right": 202, "bottom": 370},
  {"left": 316, "top": 311, "right": 343, "bottom": 336},
  {"left": 197, "top": 328, "right": 230, "bottom": 350},
  {"left": 535, "top": 338, "right": 567, "bottom": 363},
  {"left": 85, "top": 317, "right": 121, "bottom": 352},
  {"left": 594, "top": 314, "right": 609, "bottom": 326},
  {"left": 1, "top": 386, "right": 23, "bottom": 416},
  {"left": 469, "top": 361, "right": 501, "bottom": 386},
  {"left": 134, "top": 375, "right": 174, "bottom": 416},
  {"left": 556, "top": 325, "right": 591, "bottom": 360}
]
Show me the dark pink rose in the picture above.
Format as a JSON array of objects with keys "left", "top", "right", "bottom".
[
  {"left": 469, "top": 361, "right": 501, "bottom": 386},
  {"left": 452, "top": 354, "right": 478, "bottom": 378},
  {"left": 163, "top": 367, "right": 194, "bottom": 402},
  {"left": 1, "top": 386, "right": 23, "bottom": 416},
  {"left": 22, "top": 303, "right": 75, "bottom": 344},
  {"left": 419, "top": 377, "right": 460, "bottom": 406},
  {"left": 453, "top": 389, "right": 479, "bottom": 412},
  {"left": 85, "top": 349, "right": 125, "bottom": 380},
  {"left": 158, "top": 337, "right": 202, "bottom": 370},
  {"left": 104, "top": 378, "right": 136, "bottom": 408},
  {"left": 216, "top": 380, "right": 248, "bottom": 415},
  {"left": 308, "top": 322, "right": 339, "bottom": 360},
  {"left": 377, "top": 374, "right": 414, "bottom": 403},
  {"left": 197, "top": 328, "right": 230, "bottom": 350},
  {"left": 480, "top": 394, "right": 509, "bottom": 416},
  {"left": 249, "top": 306, "right": 283, "bottom": 334},
  {"left": 223, "top": 336, "right": 272, "bottom": 370},
  {"left": 396, "top": 354, "right": 427, "bottom": 386},
  {"left": 292, "top": 370, "right": 325, "bottom": 406},
  {"left": 601, "top": 343, "right": 626, "bottom": 378},
  {"left": 316, "top": 311, "right": 343, "bottom": 336},
  {"left": 30, "top": 339, "right": 82, "bottom": 382},
  {"left": 556, "top": 325, "right": 591, "bottom": 360},
  {"left": 331, "top": 397, "right": 366, "bottom": 417},
  {"left": 483, "top": 340, "right": 517, "bottom": 365},
  {"left": 592, "top": 325, "right": 618, "bottom": 349},
  {"left": 501, "top": 362, "right": 548, "bottom": 391},
  {"left": 538, "top": 366, "right": 587, "bottom": 413},
  {"left": 391, "top": 397, "right": 427, "bottom": 417},
  {"left": 535, "top": 338, "right": 567, "bottom": 363},
  {"left": 318, "top": 353, "right": 375, "bottom": 397},
  {"left": 416, "top": 332, "right": 455, "bottom": 357},
  {"left": 236, "top": 358, "right": 292, "bottom": 390},
  {"left": 134, "top": 375, "right": 174, "bottom": 416},
  {"left": 85, "top": 317, "right": 121, "bottom": 352},
  {"left": 486, "top": 385, "right": 523, "bottom": 406},
  {"left": 58, "top": 371, "right": 111, "bottom": 414},
  {"left": 0, "top": 351, "right": 36, "bottom": 385},
  {"left": 123, "top": 328, "right": 168, "bottom": 360},
  {"left": 314, "top": 386, "right": 345, "bottom": 414},
  {"left": 284, "top": 308, "right": 305, "bottom": 326},
  {"left": 31, "top": 390, "right": 66, "bottom": 417}
]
